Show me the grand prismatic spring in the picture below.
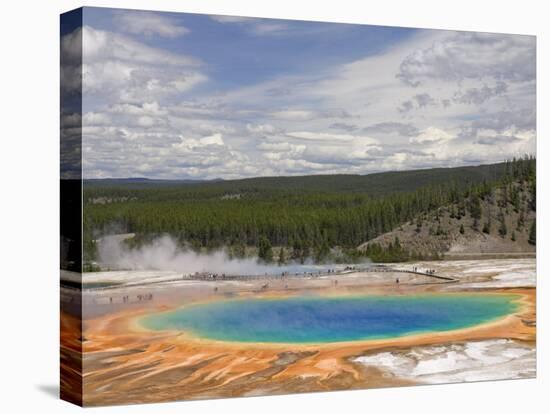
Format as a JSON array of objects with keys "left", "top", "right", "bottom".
[{"left": 140, "top": 294, "right": 521, "bottom": 344}]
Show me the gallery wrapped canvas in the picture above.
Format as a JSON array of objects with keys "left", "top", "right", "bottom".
[{"left": 60, "top": 6, "right": 536, "bottom": 407}]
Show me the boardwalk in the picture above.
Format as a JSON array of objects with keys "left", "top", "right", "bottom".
[
  {"left": 68, "top": 265, "right": 458, "bottom": 295},
  {"left": 188, "top": 265, "right": 458, "bottom": 283}
]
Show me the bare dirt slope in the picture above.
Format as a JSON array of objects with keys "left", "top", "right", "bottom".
[{"left": 358, "top": 184, "right": 535, "bottom": 258}]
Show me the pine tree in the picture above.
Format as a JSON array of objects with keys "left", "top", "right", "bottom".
[
  {"left": 258, "top": 236, "right": 273, "bottom": 262},
  {"left": 278, "top": 247, "right": 286, "bottom": 265},
  {"left": 450, "top": 206, "right": 456, "bottom": 219},
  {"left": 394, "top": 236, "right": 401, "bottom": 250},
  {"left": 469, "top": 194, "right": 482, "bottom": 220},
  {"left": 315, "top": 238, "right": 330, "bottom": 262},
  {"left": 498, "top": 218, "right": 507, "bottom": 237},
  {"left": 291, "top": 237, "right": 302, "bottom": 260},
  {"left": 232, "top": 241, "right": 246, "bottom": 259},
  {"left": 511, "top": 186, "right": 520, "bottom": 212}
]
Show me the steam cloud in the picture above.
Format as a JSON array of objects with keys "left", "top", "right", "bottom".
[{"left": 97, "top": 234, "right": 319, "bottom": 275}]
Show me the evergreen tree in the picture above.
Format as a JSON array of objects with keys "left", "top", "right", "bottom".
[
  {"left": 457, "top": 202, "right": 466, "bottom": 218},
  {"left": 258, "top": 236, "right": 273, "bottom": 262},
  {"left": 291, "top": 237, "right": 303, "bottom": 261},
  {"left": 449, "top": 206, "right": 456, "bottom": 219},
  {"left": 394, "top": 236, "right": 401, "bottom": 250},
  {"left": 278, "top": 247, "right": 286, "bottom": 265},
  {"left": 498, "top": 218, "right": 507, "bottom": 237},
  {"left": 232, "top": 241, "right": 246, "bottom": 259},
  {"left": 511, "top": 186, "right": 520, "bottom": 212},
  {"left": 315, "top": 239, "right": 330, "bottom": 262},
  {"left": 469, "top": 193, "right": 482, "bottom": 220}
]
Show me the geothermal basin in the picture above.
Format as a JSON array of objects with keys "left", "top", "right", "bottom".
[{"left": 140, "top": 293, "right": 520, "bottom": 344}]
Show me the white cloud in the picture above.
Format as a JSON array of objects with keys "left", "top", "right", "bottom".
[
  {"left": 258, "top": 142, "right": 294, "bottom": 152},
  {"left": 110, "top": 101, "right": 167, "bottom": 116},
  {"left": 286, "top": 131, "right": 378, "bottom": 145},
  {"left": 199, "top": 133, "right": 225, "bottom": 146},
  {"left": 82, "top": 112, "right": 110, "bottom": 126},
  {"left": 136, "top": 116, "right": 156, "bottom": 128},
  {"left": 410, "top": 126, "right": 455, "bottom": 144},
  {"left": 270, "top": 110, "right": 317, "bottom": 121},
  {"left": 210, "top": 15, "right": 253, "bottom": 24},
  {"left": 252, "top": 22, "right": 288, "bottom": 35},
  {"left": 210, "top": 15, "right": 288, "bottom": 36},
  {"left": 246, "top": 123, "right": 278, "bottom": 134},
  {"left": 397, "top": 32, "right": 535, "bottom": 87},
  {"left": 113, "top": 10, "right": 189, "bottom": 38},
  {"left": 80, "top": 26, "right": 205, "bottom": 103},
  {"left": 77, "top": 21, "right": 535, "bottom": 179},
  {"left": 82, "top": 26, "right": 197, "bottom": 66}
]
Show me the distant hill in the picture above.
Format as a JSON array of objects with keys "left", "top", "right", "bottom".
[
  {"left": 84, "top": 177, "right": 224, "bottom": 188},
  {"left": 200, "top": 163, "right": 506, "bottom": 195},
  {"left": 82, "top": 157, "right": 535, "bottom": 266},
  {"left": 358, "top": 179, "right": 536, "bottom": 260},
  {"left": 84, "top": 162, "right": 507, "bottom": 199}
]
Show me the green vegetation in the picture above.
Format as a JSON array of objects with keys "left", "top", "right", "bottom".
[
  {"left": 83, "top": 157, "right": 535, "bottom": 264},
  {"left": 258, "top": 236, "right": 273, "bottom": 263},
  {"left": 277, "top": 247, "right": 286, "bottom": 265},
  {"left": 365, "top": 237, "right": 409, "bottom": 262},
  {"left": 498, "top": 210, "right": 508, "bottom": 237}
]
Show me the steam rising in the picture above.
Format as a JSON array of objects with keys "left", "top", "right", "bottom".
[{"left": 98, "top": 234, "right": 326, "bottom": 275}]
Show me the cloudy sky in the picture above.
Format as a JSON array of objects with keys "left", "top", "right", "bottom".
[{"left": 64, "top": 7, "right": 536, "bottom": 179}]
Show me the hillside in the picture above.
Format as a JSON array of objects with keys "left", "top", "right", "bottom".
[
  {"left": 82, "top": 158, "right": 535, "bottom": 267},
  {"left": 84, "top": 162, "right": 507, "bottom": 200},
  {"left": 358, "top": 180, "right": 536, "bottom": 261}
]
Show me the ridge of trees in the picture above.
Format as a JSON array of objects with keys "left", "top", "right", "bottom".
[{"left": 83, "top": 157, "right": 535, "bottom": 265}]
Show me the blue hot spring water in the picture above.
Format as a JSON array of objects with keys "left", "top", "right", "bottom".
[{"left": 140, "top": 294, "right": 520, "bottom": 344}]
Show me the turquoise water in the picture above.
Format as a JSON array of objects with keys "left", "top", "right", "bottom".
[{"left": 140, "top": 294, "right": 519, "bottom": 344}]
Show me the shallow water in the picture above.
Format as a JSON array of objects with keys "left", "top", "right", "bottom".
[{"left": 141, "top": 293, "right": 520, "bottom": 344}]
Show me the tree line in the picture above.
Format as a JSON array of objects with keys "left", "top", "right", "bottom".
[{"left": 83, "top": 157, "right": 535, "bottom": 264}]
